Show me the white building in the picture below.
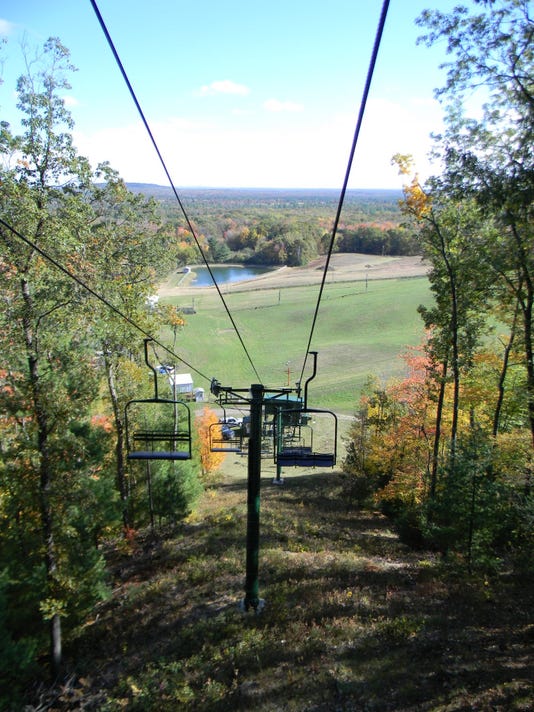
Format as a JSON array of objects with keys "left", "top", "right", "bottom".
[{"left": 169, "top": 373, "right": 194, "bottom": 398}]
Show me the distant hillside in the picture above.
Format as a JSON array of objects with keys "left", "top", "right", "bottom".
[{"left": 126, "top": 183, "right": 402, "bottom": 208}]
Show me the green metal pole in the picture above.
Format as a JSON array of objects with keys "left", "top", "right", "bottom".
[
  {"left": 273, "top": 409, "right": 284, "bottom": 485},
  {"left": 243, "top": 383, "right": 264, "bottom": 611}
]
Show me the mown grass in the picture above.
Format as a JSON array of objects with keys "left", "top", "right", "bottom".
[
  {"left": 44, "top": 472, "right": 534, "bottom": 712},
  {"left": 160, "top": 276, "right": 430, "bottom": 414}
]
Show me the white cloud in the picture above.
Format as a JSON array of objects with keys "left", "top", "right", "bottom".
[
  {"left": 263, "top": 99, "right": 303, "bottom": 113},
  {"left": 62, "top": 95, "right": 79, "bottom": 107},
  {"left": 71, "top": 94, "right": 445, "bottom": 189},
  {"left": 0, "top": 19, "right": 14, "bottom": 36},
  {"left": 198, "top": 79, "right": 250, "bottom": 96},
  {"left": 345, "top": 95, "right": 445, "bottom": 187}
]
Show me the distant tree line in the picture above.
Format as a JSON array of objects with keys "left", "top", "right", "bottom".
[
  {"left": 335, "top": 224, "right": 419, "bottom": 256},
  {"left": 146, "top": 182, "right": 416, "bottom": 267},
  {"left": 167, "top": 214, "right": 418, "bottom": 268}
]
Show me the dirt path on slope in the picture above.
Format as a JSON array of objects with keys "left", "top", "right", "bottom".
[{"left": 158, "top": 253, "right": 429, "bottom": 298}]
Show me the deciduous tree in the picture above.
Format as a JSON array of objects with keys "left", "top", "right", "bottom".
[
  {"left": 0, "top": 38, "right": 107, "bottom": 673},
  {"left": 417, "top": 0, "right": 534, "bottom": 462},
  {"left": 196, "top": 407, "right": 226, "bottom": 481}
]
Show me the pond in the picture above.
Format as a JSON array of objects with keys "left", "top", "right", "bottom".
[{"left": 190, "top": 265, "right": 274, "bottom": 287}]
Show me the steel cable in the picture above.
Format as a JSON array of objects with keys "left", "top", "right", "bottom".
[
  {"left": 298, "top": 0, "right": 391, "bottom": 388},
  {"left": 89, "top": 0, "right": 262, "bottom": 384},
  {"left": 0, "top": 216, "right": 212, "bottom": 383}
]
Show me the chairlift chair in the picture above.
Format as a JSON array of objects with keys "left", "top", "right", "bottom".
[
  {"left": 274, "top": 407, "right": 338, "bottom": 468},
  {"left": 273, "top": 351, "right": 338, "bottom": 467},
  {"left": 125, "top": 339, "right": 192, "bottom": 461},
  {"left": 209, "top": 420, "right": 244, "bottom": 453}
]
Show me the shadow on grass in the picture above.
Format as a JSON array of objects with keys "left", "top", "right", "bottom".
[{"left": 62, "top": 471, "right": 533, "bottom": 712}]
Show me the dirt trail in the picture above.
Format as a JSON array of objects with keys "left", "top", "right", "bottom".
[{"left": 158, "top": 253, "right": 429, "bottom": 297}]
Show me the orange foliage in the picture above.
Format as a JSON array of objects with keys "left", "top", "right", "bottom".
[
  {"left": 90, "top": 413, "right": 114, "bottom": 433},
  {"left": 363, "top": 344, "right": 440, "bottom": 506},
  {"left": 196, "top": 406, "right": 226, "bottom": 478},
  {"left": 161, "top": 304, "right": 185, "bottom": 329}
]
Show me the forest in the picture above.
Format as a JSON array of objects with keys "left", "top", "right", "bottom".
[
  {"left": 0, "top": 1, "right": 532, "bottom": 709},
  {"left": 132, "top": 184, "right": 419, "bottom": 266},
  {"left": 344, "top": 0, "right": 534, "bottom": 581}
]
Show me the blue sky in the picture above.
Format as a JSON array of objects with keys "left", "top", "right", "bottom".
[{"left": 0, "top": 1, "right": 474, "bottom": 190}]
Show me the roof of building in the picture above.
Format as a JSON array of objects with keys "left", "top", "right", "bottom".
[{"left": 169, "top": 373, "right": 193, "bottom": 386}]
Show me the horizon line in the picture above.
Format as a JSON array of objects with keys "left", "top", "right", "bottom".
[{"left": 123, "top": 182, "right": 403, "bottom": 192}]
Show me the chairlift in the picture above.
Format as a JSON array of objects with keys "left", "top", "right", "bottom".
[
  {"left": 273, "top": 352, "right": 337, "bottom": 468},
  {"left": 209, "top": 420, "right": 244, "bottom": 453},
  {"left": 274, "top": 407, "right": 337, "bottom": 467},
  {"left": 125, "top": 339, "right": 192, "bottom": 461}
]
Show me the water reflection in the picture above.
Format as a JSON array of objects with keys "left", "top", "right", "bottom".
[{"left": 190, "top": 265, "right": 273, "bottom": 287}]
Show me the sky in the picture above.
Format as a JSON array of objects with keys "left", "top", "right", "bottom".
[{"left": 0, "top": 0, "right": 476, "bottom": 190}]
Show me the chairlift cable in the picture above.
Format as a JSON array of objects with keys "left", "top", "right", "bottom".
[
  {"left": 0, "top": 216, "right": 211, "bottom": 383},
  {"left": 89, "top": 0, "right": 262, "bottom": 384},
  {"left": 298, "top": 0, "right": 390, "bottom": 387}
]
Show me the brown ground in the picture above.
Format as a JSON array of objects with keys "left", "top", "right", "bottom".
[
  {"left": 37, "top": 472, "right": 534, "bottom": 712},
  {"left": 158, "top": 254, "right": 429, "bottom": 298}
]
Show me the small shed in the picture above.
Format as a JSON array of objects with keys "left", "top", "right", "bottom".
[{"left": 169, "top": 373, "right": 194, "bottom": 398}]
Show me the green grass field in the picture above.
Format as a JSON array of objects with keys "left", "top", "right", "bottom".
[{"left": 160, "top": 275, "right": 431, "bottom": 414}]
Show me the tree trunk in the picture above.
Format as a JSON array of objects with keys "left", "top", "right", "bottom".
[
  {"left": 103, "top": 352, "right": 131, "bottom": 529},
  {"left": 22, "top": 277, "right": 62, "bottom": 675},
  {"left": 433, "top": 219, "right": 460, "bottom": 466},
  {"left": 430, "top": 357, "right": 448, "bottom": 499},
  {"left": 520, "top": 295, "right": 533, "bottom": 494},
  {"left": 509, "top": 221, "right": 533, "bottom": 491},
  {"left": 493, "top": 304, "right": 519, "bottom": 439}
]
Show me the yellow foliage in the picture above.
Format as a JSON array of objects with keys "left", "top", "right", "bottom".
[
  {"left": 404, "top": 176, "right": 432, "bottom": 219},
  {"left": 161, "top": 304, "right": 185, "bottom": 328},
  {"left": 391, "top": 153, "right": 432, "bottom": 219},
  {"left": 492, "top": 430, "right": 532, "bottom": 483}
]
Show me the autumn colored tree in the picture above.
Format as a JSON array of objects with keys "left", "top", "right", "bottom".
[
  {"left": 345, "top": 335, "right": 532, "bottom": 567},
  {"left": 393, "top": 156, "right": 493, "bottom": 482},
  {"left": 0, "top": 37, "right": 181, "bottom": 680},
  {"left": 196, "top": 407, "right": 227, "bottom": 481},
  {"left": 84, "top": 167, "right": 178, "bottom": 529},
  {"left": 344, "top": 348, "right": 438, "bottom": 509},
  {"left": 417, "top": 0, "right": 534, "bottom": 464}
]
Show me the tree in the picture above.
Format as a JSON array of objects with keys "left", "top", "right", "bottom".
[
  {"left": 393, "top": 156, "right": 492, "bottom": 477},
  {"left": 85, "top": 167, "right": 177, "bottom": 530},
  {"left": 350, "top": 1, "right": 534, "bottom": 569},
  {"left": 0, "top": 37, "right": 180, "bottom": 677},
  {"left": 417, "top": 0, "right": 534, "bottom": 463},
  {"left": 196, "top": 407, "right": 226, "bottom": 481},
  {"left": 0, "top": 38, "right": 108, "bottom": 673}
]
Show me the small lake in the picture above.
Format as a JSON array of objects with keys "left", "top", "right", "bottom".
[{"left": 190, "top": 265, "right": 274, "bottom": 287}]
